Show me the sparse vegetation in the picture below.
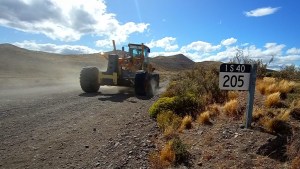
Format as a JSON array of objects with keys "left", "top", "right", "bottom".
[
  {"left": 265, "top": 92, "right": 281, "bottom": 108},
  {"left": 252, "top": 106, "right": 265, "bottom": 121},
  {"left": 179, "top": 115, "right": 193, "bottom": 131},
  {"left": 228, "top": 91, "right": 239, "bottom": 100},
  {"left": 149, "top": 61, "right": 300, "bottom": 168},
  {"left": 223, "top": 99, "right": 239, "bottom": 116},
  {"left": 149, "top": 137, "right": 189, "bottom": 168},
  {"left": 156, "top": 111, "right": 181, "bottom": 138},
  {"left": 197, "top": 111, "right": 211, "bottom": 125},
  {"left": 159, "top": 141, "right": 176, "bottom": 166}
]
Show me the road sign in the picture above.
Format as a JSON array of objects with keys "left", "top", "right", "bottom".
[{"left": 219, "top": 64, "right": 252, "bottom": 90}]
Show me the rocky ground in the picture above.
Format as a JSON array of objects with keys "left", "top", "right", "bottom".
[{"left": 0, "top": 82, "right": 162, "bottom": 169}]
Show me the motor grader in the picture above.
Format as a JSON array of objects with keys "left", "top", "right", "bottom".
[{"left": 79, "top": 41, "right": 159, "bottom": 96}]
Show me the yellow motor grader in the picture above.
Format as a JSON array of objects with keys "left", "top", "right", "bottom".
[{"left": 79, "top": 41, "right": 159, "bottom": 96}]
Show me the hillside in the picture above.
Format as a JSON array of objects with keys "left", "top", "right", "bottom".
[
  {"left": 0, "top": 44, "right": 107, "bottom": 76},
  {"left": 0, "top": 44, "right": 108, "bottom": 88},
  {"left": 150, "top": 54, "right": 195, "bottom": 71}
]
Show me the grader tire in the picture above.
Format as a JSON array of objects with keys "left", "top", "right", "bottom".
[
  {"left": 80, "top": 67, "right": 100, "bottom": 93},
  {"left": 134, "top": 71, "right": 147, "bottom": 96}
]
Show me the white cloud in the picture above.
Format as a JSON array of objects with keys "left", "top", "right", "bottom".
[
  {"left": 221, "top": 37, "right": 237, "bottom": 46},
  {"left": 13, "top": 41, "right": 99, "bottom": 54},
  {"left": 263, "top": 43, "right": 285, "bottom": 56},
  {"left": 286, "top": 47, "right": 300, "bottom": 55},
  {"left": 244, "top": 7, "right": 280, "bottom": 17},
  {"left": 0, "top": 0, "right": 149, "bottom": 42},
  {"left": 146, "top": 37, "right": 179, "bottom": 51},
  {"left": 180, "top": 41, "right": 221, "bottom": 53}
]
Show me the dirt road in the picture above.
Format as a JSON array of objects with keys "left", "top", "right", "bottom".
[{"left": 0, "top": 82, "right": 159, "bottom": 168}]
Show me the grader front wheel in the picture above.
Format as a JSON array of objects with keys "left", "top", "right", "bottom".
[{"left": 80, "top": 67, "right": 100, "bottom": 93}]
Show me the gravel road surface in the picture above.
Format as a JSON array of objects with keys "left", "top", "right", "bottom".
[{"left": 0, "top": 83, "right": 159, "bottom": 168}]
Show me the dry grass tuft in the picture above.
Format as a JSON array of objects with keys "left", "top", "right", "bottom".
[
  {"left": 157, "top": 111, "right": 182, "bottom": 139},
  {"left": 291, "top": 156, "right": 300, "bottom": 169},
  {"left": 228, "top": 91, "right": 239, "bottom": 100},
  {"left": 157, "top": 111, "right": 181, "bottom": 131},
  {"left": 163, "top": 126, "right": 178, "bottom": 139},
  {"left": 256, "top": 79, "right": 267, "bottom": 95},
  {"left": 179, "top": 115, "right": 193, "bottom": 131},
  {"left": 257, "top": 78, "right": 296, "bottom": 96},
  {"left": 159, "top": 141, "right": 175, "bottom": 166},
  {"left": 263, "top": 77, "right": 276, "bottom": 84},
  {"left": 252, "top": 107, "right": 266, "bottom": 121},
  {"left": 197, "top": 111, "right": 211, "bottom": 125},
  {"left": 278, "top": 80, "right": 296, "bottom": 94},
  {"left": 265, "top": 84, "right": 279, "bottom": 95},
  {"left": 223, "top": 99, "right": 238, "bottom": 116},
  {"left": 149, "top": 152, "right": 167, "bottom": 169},
  {"left": 291, "top": 99, "right": 300, "bottom": 108},
  {"left": 265, "top": 92, "right": 281, "bottom": 108},
  {"left": 277, "top": 109, "right": 291, "bottom": 121},
  {"left": 257, "top": 77, "right": 277, "bottom": 95},
  {"left": 260, "top": 114, "right": 290, "bottom": 133},
  {"left": 207, "top": 103, "right": 221, "bottom": 119}
]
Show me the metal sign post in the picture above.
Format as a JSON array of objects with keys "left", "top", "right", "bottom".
[
  {"left": 245, "top": 64, "right": 257, "bottom": 128},
  {"left": 219, "top": 63, "right": 257, "bottom": 129}
]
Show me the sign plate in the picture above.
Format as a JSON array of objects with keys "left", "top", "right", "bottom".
[{"left": 219, "top": 64, "right": 251, "bottom": 90}]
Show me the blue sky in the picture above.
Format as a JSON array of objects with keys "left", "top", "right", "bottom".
[{"left": 0, "top": 0, "right": 299, "bottom": 69}]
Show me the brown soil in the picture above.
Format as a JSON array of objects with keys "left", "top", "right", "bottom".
[{"left": 154, "top": 88, "right": 300, "bottom": 168}]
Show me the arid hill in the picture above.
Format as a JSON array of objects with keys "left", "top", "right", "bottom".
[{"left": 150, "top": 54, "right": 195, "bottom": 71}]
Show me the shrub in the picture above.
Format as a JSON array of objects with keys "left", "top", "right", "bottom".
[
  {"left": 265, "top": 92, "right": 281, "bottom": 108},
  {"left": 149, "top": 97, "right": 176, "bottom": 118},
  {"left": 161, "top": 65, "right": 227, "bottom": 109},
  {"left": 223, "top": 99, "right": 238, "bottom": 116},
  {"left": 179, "top": 115, "right": 193, "bottom": 131},
  {"left": 197, "top": 111, "right": 211, "bottom": 125},
  {"left": 171, "top": 137, "right": 190, "bottom": 165},
  {"left": 172, "top": 94, "right": 200, "bottom": 117},
  {"left": 277, "top": 64, "right": 300, "bottom": 80},
  {"left": 153, "top": 137, "right": 190, "bottom": 167},
  {"left": 163, "top": 126, "right": 178, "bottom": 139},
  {"left": 157, "top": 111, "right": 182, "bottom": 133}
]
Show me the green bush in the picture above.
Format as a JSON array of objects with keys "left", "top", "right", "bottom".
[
  {"left": 150, "top": 65, "right": 228, "bottom": 118},
  {"left": 149, "top": 97, "right": 176, "bottom": 118},
  {"left": 171, "top": 137, "right": 190, "bottom": 165},
  {"left": 172, "top": 93, "right": 201, "bottom": 117},
  {"left": 157, "top": 111, "right": 182, "bottom": 132}
]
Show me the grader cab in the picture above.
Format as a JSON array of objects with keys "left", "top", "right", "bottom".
[{"left": 80, "top": 41, "right": 159, "bottom": 96}]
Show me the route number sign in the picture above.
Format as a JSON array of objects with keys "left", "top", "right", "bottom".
[{"left": 219, "top": 64, "right": 252, "bottom": 90}]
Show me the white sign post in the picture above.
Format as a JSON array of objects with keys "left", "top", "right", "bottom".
[{"left": 219, "top": 63, "right": 257, "bottom": 128}]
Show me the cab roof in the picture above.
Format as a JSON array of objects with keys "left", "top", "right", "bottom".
[{"left": 128, "top": 43, "right": 150, "bottom": 50}]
